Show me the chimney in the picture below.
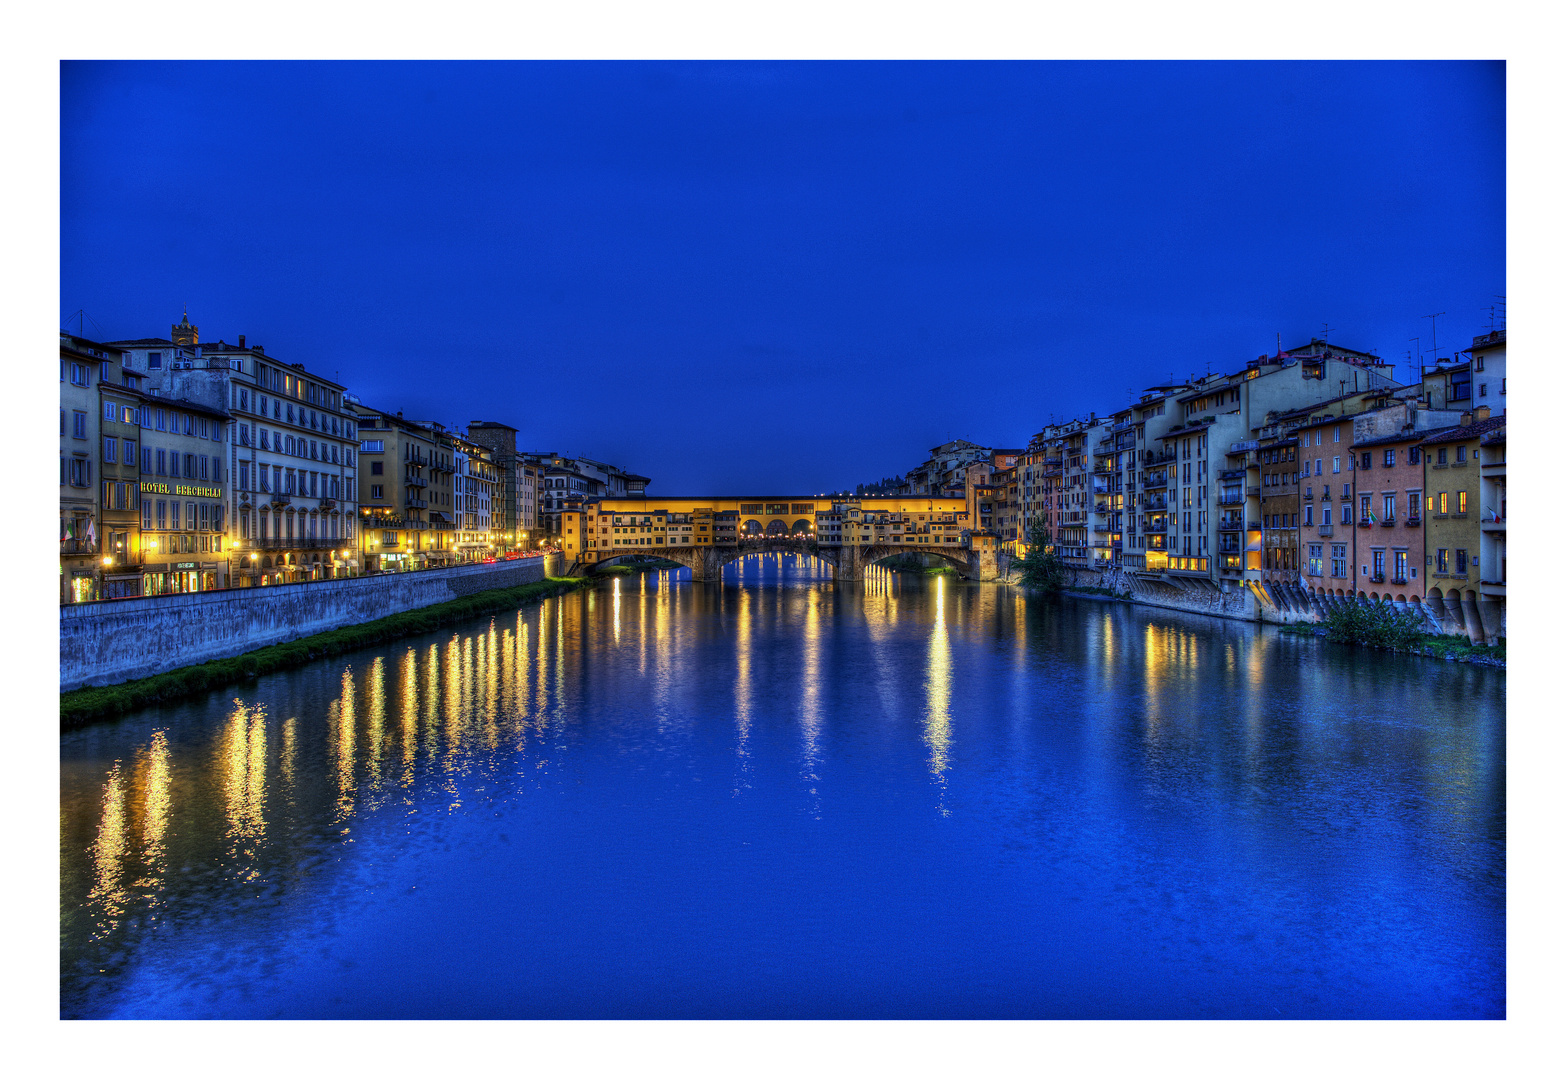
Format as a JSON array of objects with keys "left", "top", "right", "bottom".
[
  {"left": 1473, "top": 405, "right": 1491, "bottom": 422},
  {"left": 1460, "top": 411, "right": 1472, "bottom": 427},
  {"left": 238, "top": 335, "right": 246, "bottom": 349}
]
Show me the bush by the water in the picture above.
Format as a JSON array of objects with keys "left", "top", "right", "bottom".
[
  {"left": 1322, "top": 601, "right": 1426, "bottom": 649},
  {"left": 1014, "top": 516, "right": 1067, "bottom": 591}
]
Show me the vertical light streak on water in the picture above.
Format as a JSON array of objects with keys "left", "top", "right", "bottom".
[
  {"left": 365, "top": 656, "right": 386, "bottom": 795},
  {"left": 534, "top": 603, "right": 549, "bottom": 734},
  {"left": 800, "top": 586, "right": 823, "bottom": 817},
  {"left": 924, "top": 575, "right": 953, "bottom": 813},
  {"left": 136, "top": 730, "right": 172, "bottom": 899},
  {"left": 399, "top": 647, "right": 419, "bottom": 791},
  {"left": 87, "top": 761, "right": 130, "bottom": 928},
  {"left": 612, "top": 575, "right": 622, "bottom": 644},
  {"left": 553, "top": 596, "right": 566, "bottom": 727},
  {"left": 443, "top": 636, "right": 463, "bottom": 774},
  {"left": 638, "top": 573, "right": 649, "bottom": 678},
  {"left": 333, "top": 672, "right": 356, "bottom": 827},
  {"left": 484, "top": 622, "right": 501, "bottom": 752},
  {"left": 653, "top": 567, "right": 673, "bottom": 734},
  {"left": 220, "top": 701, "right": 268, "bottom": 876},
  {"left": 515, "top": 619, "right": 532, "bottom": 731},
  {"left": 733, "top": 586, "right": 753, "bottom": 795},
  {"left": 281, "top": 716, "right": 297, "bottom": 803},
  {"left": 423, "top": 643, "right": 441, "bottom": 765}
]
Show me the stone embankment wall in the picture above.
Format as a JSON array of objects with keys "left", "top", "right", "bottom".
[{"left": 60, "top": 556, "right": 558, "bottom": 692}]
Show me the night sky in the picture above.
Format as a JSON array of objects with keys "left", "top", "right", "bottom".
[{"left": 61, "top": 61, "right": 1504, "bottom": 494}]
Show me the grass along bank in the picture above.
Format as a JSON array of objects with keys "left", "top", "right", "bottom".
[{"left": 60, "top": 576, "right": 588, "bottom": 730}]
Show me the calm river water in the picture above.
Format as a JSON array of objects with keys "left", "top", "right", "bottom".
[{"left": 60, "top": 555, "right": 1505, "bottom": 1018}]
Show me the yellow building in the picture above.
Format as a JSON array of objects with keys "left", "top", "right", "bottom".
[{"left": 1422, "top": 407, "right": 1503, "bottom": 641}]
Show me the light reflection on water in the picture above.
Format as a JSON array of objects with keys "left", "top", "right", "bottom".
[{"left": 60, "top": 555, "right": 1505, "bottom": 1019}]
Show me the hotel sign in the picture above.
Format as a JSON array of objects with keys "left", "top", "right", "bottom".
[{"left": 140, "top": 482, "right": 223, "bottom": 498}]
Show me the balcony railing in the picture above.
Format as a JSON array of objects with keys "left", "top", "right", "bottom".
[
  {"left": 1218, "top": 518, "right": 1244, "bottom": 532},
  {"left": 60, "top": 539, "right": 98, "bottom": 554},
  {"left": 1219, "top": 494, "right": 1244, "bottom": 506},
  {"left": 405, "top": 496, "right": 428, "bottom": 509},
  {"left": 1141, "top": 473, "right": 1168, "bottom": 489},
  {"left": 405, "top": 475, "right": 428, "bottom": 487},
  {"left": 1358, "top": 518, "right": 1374, "bottom": 528},
  {"left": 1405, "top": 516, "right": 1422, "bottom": 527},
  {"left": 1370, "top": 572, "right": 1386, "bottom": 583},
  {"left": 1319, "top": 524, "right": 1334, "bottom": 537}
]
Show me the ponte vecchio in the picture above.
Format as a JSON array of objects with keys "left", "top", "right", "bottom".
[{"left": 558, "top": 495, "right": 1001, "bottom": 581}]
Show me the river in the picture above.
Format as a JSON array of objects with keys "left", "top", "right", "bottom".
[{"left": 60, "top": 554, "right": 1505, "bottom": 1018}]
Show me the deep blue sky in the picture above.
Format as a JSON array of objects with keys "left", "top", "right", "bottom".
[{"left": 61, "top": 61, "right": 1504, "bottom": 493}]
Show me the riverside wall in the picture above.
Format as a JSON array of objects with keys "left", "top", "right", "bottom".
[{"left": 60, "top": 555, "right": 559, "bottom": 692}]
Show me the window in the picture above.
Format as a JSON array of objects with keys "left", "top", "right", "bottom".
[
  {"left": 1409, "top": 493, "right": 1420, "bottom": 519},
  {"left": 1480, "top": 383, "right": 1488, "bottom": 397},
  {"left": 141, "top": 500, "right": 153, "bottom": 529},
  {"left": 102, "top": 437, "right": 115, "bottom": 463},
  {"left": 1439, "top": 492, "right": 1449, "bottom": 515},
  {"left": 1437, "top": 548, "right": 1449, "bottom": 573},
  {"left": 1331, "top": 544, "right": 1347, "bottom": 577},
  {"left": 141, "top": 447, "right": 152, "bottom": 472},
  {"left": 1475, "top": 355, "right": 1484, "bottom": 372},
  {"left": 1456, "top": 548, "right": 1468, "bottom": 575},
  {"left": 1384, "top": 449, "right": 1395, "bottom": 467},
  {"left": 1341, "top": 505, "right": 1352, "bottom": 525},
  {"left": 103, "top": 401, "right": 116, "bottom": 422},
  {"left": 1458, "top": 490, "right": 1468, "bottom": 514},
  {"left": 371, "top": 484, "right": 384, "bottom": 499},
  {"left": 1408, "top": 447, "right": 1420, "bottom": 465},
  {"left": 1456, "top": 444, "right": 1466, "bottom": 462},
  {"left": 1438, "top": 447, "right": 1448, "bottom": 464},
  {"left": 1360, "top": 452, "right": 1371, "bottom": 470},
  {"left": 156, "top": 500, "right": 166, "bottom": 530},
  {"left": 1303, "top": 504, "right": 1313, "bottom": 526},
  {"left": 1332, "top": 456, "right": 1340, "bottom": 474},
  {"left": 360, "top": 439, "right": 384, "bottom": 453},
  {"left": 1383, "top": 494, "right": 1396, "bottom": 521},
  {"left": 1334, "top": 427, "right": 1341, "bottom": 443},
  {"left": 1308, "top": 543, "right": 1323, "bottom": 576}
]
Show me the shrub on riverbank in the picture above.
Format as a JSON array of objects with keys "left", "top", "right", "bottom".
[
  {"left": 1281, "top": 612, "right": 1505, "bottom": 663},
  {"left": 1323, "top": 601, "right": 1426, "bottom": 649},
  {"left": 60, "top": 576, "right": 587, "bottom": 730},
  {"left": 1014, "top": 517, "right": 1067, "bottom": 591}
]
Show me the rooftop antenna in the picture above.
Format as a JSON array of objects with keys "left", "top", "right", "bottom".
[
  {"left": 1322, "top": 323, "right": 1335, "bottom": 343},
  {"left": 1408, "top": 337, "right": 1421, "bottom": 381},
  {"left": 1423, "top": 311, "right": 1445, "bottom": 361}
]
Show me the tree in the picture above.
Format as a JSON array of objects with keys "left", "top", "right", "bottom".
[{"left": 1013, "top": 515, "right": 1067, "bottom": 590}]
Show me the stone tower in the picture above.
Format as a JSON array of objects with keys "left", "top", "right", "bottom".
[{"left": 171, "top": 310, "right": 198, "bottom": 349}]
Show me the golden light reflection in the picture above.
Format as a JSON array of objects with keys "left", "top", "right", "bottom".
[
  {"left": 399, "top": 647, "right": 419, "bottom": 788},
  {"left": 924, "top": 575, "right": 953, "bottom": 810},
  {"left": 87, "top": 761, "right": 130, "bottom": 923},
  {"left": 733, "top": 586, "right": 752, "bottom": 794},
  {"left": 366, "top": 656, "right": 386, "bottom": 792},
  {"left": 613, "top": 575, "right": 621, "bottom": 642},
  {"left": 135, "top": 730, "right": 172, "bottom": 897},
  {"left": 800, "top": 586, "right": 822, "bottom": 815},
  {"left": 219, "top": 701, "right": 268, "bottom": 873},
  {"left": 333, "top": 671, "right": 356, "bottom": 824},
  {"left": 484, "top": 622, "right": 501, "bottom": 750}
]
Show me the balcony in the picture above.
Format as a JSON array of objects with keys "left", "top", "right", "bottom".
[
  {"left": 1319, "top": 524, "right": 1333, "bottom": 537},
  {"left": 405, "top": 496, "right": 428, "bottom": 509},
  {"left": 1481, "top": 517, "right": 1506, "bottom": 532},
  {"left": 1246, "top": 486, "right": 1260, "bottom": 497},
  {"left": 405, "top": 475, "right": 428, "bottom": 487},
  {"left": 1219, "top": 469, "right": 1247, "bottom": 480},
  {"left": 1217, "top": 543, "right": 1242, "bottom": 555},
  {"left": 1405, "top": 515, "right": 1422, "bottom": 528},
  {"left": 1219, "top": 494, "right": 1244, "bottom": 506},
  {"left": 1093, "top": 503, "right": 1109, "bottom": 514},
  {"left": 1143, "top": 451, "right": 1176, "bottom": 466},
  {"left": 1142, "top": 497, "right": 1168, "bottom": 511},
  {"left": 60, "top": 539, "right": 98, "bottom": 555},
  {"left": 1141, "top": 472, "right": 1168, "bottom": 489},
  {"left": 1218, "top": 518, "right": 1244, "bottom": 532},
  {"left": 251, "top": 538, "right": 347, "bottom": 551}
]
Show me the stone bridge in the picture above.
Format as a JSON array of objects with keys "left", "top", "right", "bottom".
[{"left": 592, "top": 539, "right": 998, "bottom": 582}]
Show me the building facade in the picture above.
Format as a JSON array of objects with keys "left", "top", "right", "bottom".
[{"left": 115, "top": 317, "right": 361, "bottom": 587}]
